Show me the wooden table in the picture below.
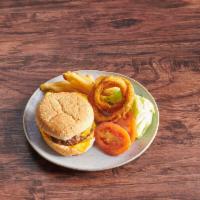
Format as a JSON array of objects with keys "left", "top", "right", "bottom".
[{"left": 0, "top": 1, "right": 200, "bottom": 199}]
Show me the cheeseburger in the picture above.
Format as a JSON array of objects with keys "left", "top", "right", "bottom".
[{"left": 36, "top": 92, "right": 95, "bottom": 156}]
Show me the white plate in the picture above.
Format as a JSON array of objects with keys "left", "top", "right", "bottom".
[{"left": 23, "top": 70, "right": 159, "bottom": 171}]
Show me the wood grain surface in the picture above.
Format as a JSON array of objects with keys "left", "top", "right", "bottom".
[{"left": 0, "top": 0, "right": 200, "bottom": 199}]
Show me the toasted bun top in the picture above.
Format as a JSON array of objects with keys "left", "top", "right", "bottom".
[{"left": 36, "top": 92, "right": 94, "bottom": 140}]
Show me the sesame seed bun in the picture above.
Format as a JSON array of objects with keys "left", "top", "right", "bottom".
[
  {"left": 36, "top": 92, "right": 95, "bottom": 156},
  {"left": 36, "top": 92, "right": 94, "bottom": 140}
]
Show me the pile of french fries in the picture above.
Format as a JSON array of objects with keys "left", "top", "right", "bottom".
[
  {"left": 40, "top": 71, "right": 119, "bottom": 101},
  {"left": 40, "top": 71, "right": 95, "bottom": 95}
]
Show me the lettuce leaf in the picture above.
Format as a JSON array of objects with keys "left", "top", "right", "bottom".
[
  {"left": 133, "top": 95, "right": 155, "bottom": 139},
  {"left": 103, "top": 88, "right": 122, "bottom": 105}
]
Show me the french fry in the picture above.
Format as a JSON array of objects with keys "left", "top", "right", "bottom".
[
  {"left": 40, "top": 71, "right": 95, "bottom": 94},
  {"left": 84, "top": 74, "right": 95, "bottom": 84},
  {"left": 63, "top": 71, "right": 94, "bottom": 95},
  {"left": 40, "top": 81, "right": 76, "bottom": 93}
]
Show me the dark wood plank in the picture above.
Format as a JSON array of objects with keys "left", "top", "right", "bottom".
[{"left": 0, "top": 0, "right": 200, "bottom": 199}]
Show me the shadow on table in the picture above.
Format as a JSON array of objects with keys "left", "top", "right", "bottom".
[{"left": 26, "top": 142, "right": 95, "bottom": 175}]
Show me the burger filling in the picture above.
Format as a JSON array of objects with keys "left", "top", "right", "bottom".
[{"left": 49, "top": 123, "right": 95, "bottom": 146}]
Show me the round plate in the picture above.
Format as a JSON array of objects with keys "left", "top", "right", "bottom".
[{"left": 23, "top": 70, "right": 159, "bottom": 171}]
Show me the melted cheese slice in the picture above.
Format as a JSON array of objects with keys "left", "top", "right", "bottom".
[
  {"left": 70, "top": 135, "right": 94, "bottom": 152},
  {"left": 81, "top": 122, "right": 96, "bottom": 137},
  {"left": 71, "top": 123, "right": 95, "bottom": 152}
]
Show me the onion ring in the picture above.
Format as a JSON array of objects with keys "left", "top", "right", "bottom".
[{"left": 89, "top": 76, "right": 134, "bottom": 122}]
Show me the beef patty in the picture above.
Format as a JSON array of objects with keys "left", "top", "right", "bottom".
[{"left": 50, "top": 126, "right": 94, "bottom": 146}]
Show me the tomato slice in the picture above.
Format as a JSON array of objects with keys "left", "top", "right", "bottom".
[
  {"left": 115, "top": 111, "right": 136, "bottom": 143},
  {"left": 95, "top": 122, "right": 131, "bottom": 156}
]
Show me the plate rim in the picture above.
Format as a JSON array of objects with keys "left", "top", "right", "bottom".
[{"left": 23, "top": 69, "right": 159, "bottom": 171}]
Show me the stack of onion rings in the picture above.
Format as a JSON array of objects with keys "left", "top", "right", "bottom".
[{"left": 89, "top": 76, "right": 134, "bottom": 122}]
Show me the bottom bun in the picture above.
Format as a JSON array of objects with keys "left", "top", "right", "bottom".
[{"left": 40, "top": 130, "right": 95, "bottom": 156}]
